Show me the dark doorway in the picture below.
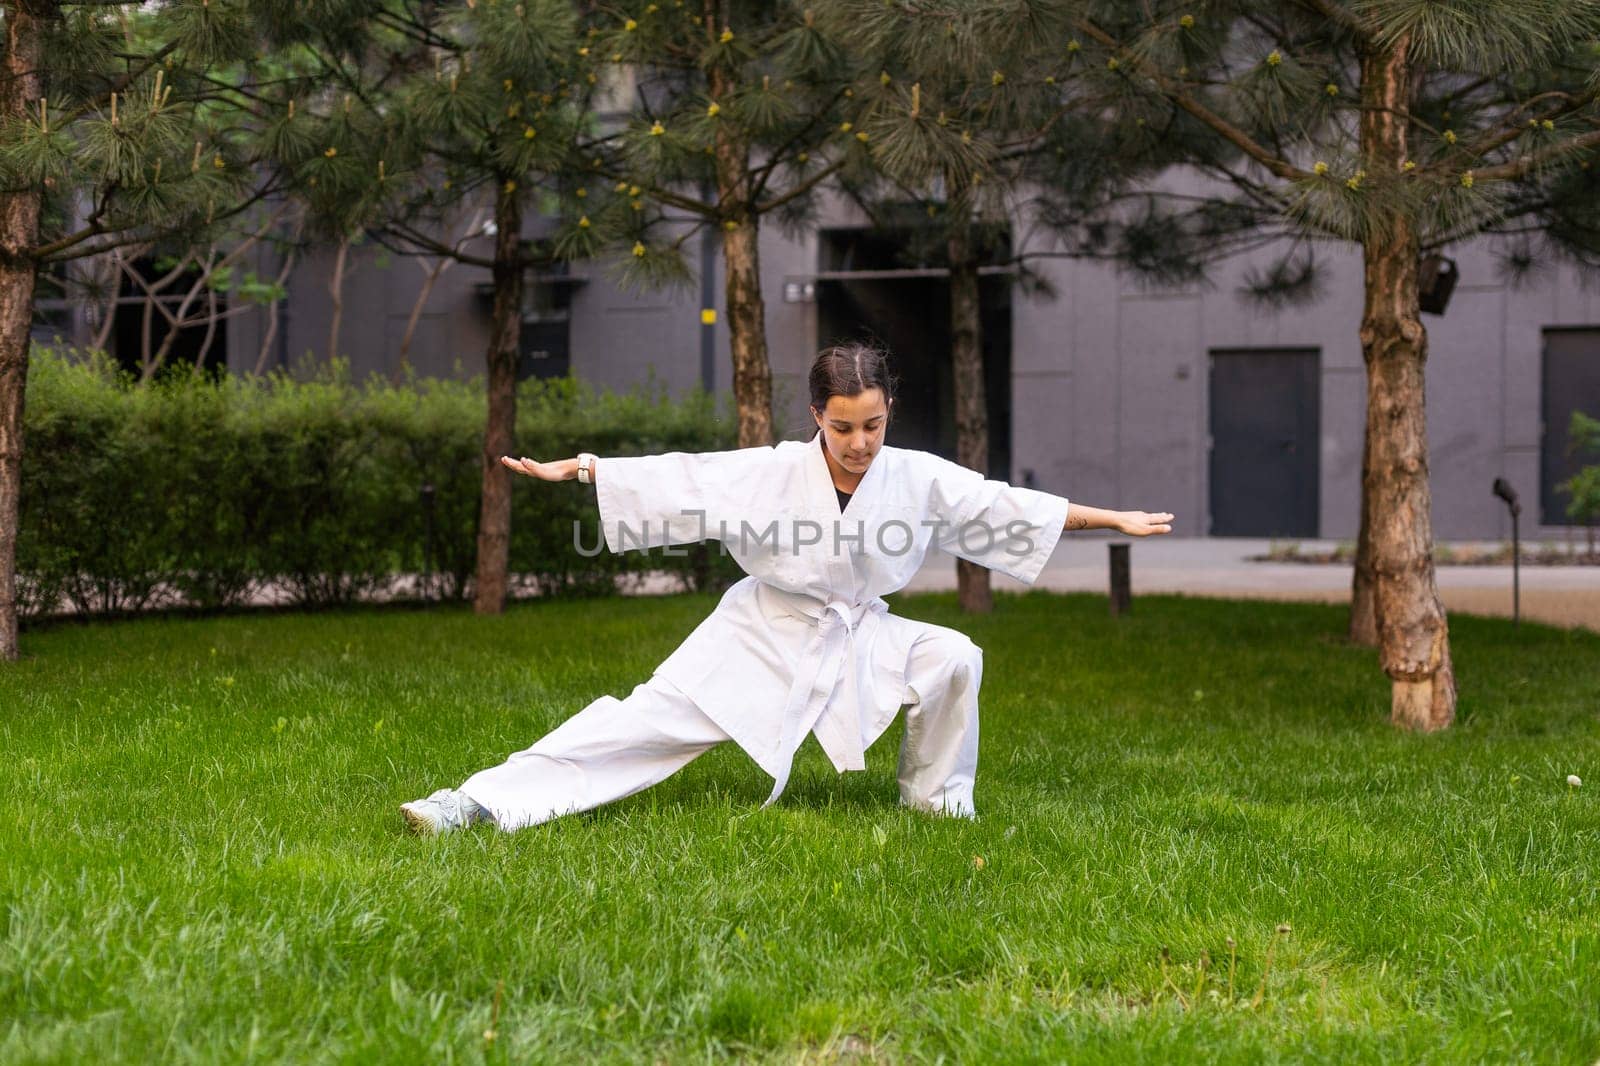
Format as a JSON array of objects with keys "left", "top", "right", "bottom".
[
  {"left": 1542, "top": 328, "right": 1600, "bottom": 526},
  {"left": 815, "top": 226, "right": 1011, "bottom": 478},
  {"left": 1208, "top": 348, "right": 1320, "bottom": 537},
  {"left": 475, "top": 266, "right": 582, "bottom": 381},
  {"left": 112, "top": 255, "right": 229, "bottom": 378}
]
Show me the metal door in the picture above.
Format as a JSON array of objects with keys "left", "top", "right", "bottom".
[{"left": 1208, "top": 348, "right": 1320, "bottom": 537}]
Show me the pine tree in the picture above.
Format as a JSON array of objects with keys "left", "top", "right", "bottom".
[
  {"left": 551, "top": 1, "right": 869, "bottom": 448},
  {"left": 811, "top": 0, "right": 1073, "bottom": 613},
  {"left": 287, "top": 0, "right": 582, "bottom": 614},
  {"left": 0, "top": 0, "right": 355, "bottom": 661},
  {"left": 1055, "top": 1, "right": 1600, "bottom": 729}
]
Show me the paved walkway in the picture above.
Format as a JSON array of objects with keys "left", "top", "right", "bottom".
[
  {"left": 901, "top": 537, "right": 1600, "bottom": 632},
  {"left": 30, "top": 539, "right": 1597, "bottom": 632}
]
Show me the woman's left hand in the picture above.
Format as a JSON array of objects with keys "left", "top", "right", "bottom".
[{"left": 1117, "top": 511, "right": 1175, "bottom": 536}]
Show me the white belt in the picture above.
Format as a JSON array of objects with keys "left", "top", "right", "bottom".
[{"left": 762, "top": 588, "right": 889, "bottom": 807}]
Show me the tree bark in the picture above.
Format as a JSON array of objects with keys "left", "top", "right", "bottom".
[
  {"left": 1348, "top": 425, "right": 1379, "bottom": 645},
  {"left": 398, "top": 264, "right": 440, "bottom": 376},
  {"left": 0, "top": 0, "right": 51, "bottom": 662},
  {"left": 711, "top": 69, "right": 773, "bottom": 448},
  {"left": 472, "top": 183, "right": 522, "bottom": 615},
  {"left": 123, "top": 250, "right": 194, "bottom": 382},
  {"left": 91, "top": 250, "right": 121, "bottom": 353},
  {"left": 252, "top": 242, "right": 300, "bottom": 375},
  {"left": 948, "top": 224, "right": 992, "bottom": 614},
  {"left": 398, "top": 206, "right": 480, "bottom": 379},
  {"left": 1359, "top": 36, "right": 1455, "bottom": 730},
  {"left": 327, "top": 235, "right": 349, "bottom": 362},
  {"left": 194, "top": 273, "right": 220, "bottom": 371},
  {"left": 399, "top": 259, "right": 447, "bottom": 376},
  {"left": 149, "top": 245, "right": 214, "bottom": 372}
]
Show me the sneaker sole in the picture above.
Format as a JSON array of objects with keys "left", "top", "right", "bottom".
[{"left": 399, "top": 805, "right": 437, "bottom": 836}]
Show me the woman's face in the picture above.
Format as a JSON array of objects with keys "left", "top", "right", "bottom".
[{"left": 812, "top": 388, "right": 891, "bottom": 476}]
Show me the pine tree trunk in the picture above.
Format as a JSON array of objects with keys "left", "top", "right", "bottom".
[
  {"left": 1348, "top": 425, "right": 1378, "bottom": 645},
  {"left": 1359, "top": 37, "right": 1455, "bottom": 730},
  {"left": 0, "top": 0, "right": 50, "bottom": 662},
  {"left": 0, "top": 259, "right": 37, "bottom": 663},
  {"left": 472, "top": 184, "right": 522, "bottom": 615},
  {"left": 949, "top": 224, "right": 992, "bottom": 614},
  {"left": 721, "top": 218, "right": 773, "bottom": 447},
  {"left": 711, "top": 71, "right": 773, "bottom": 448}
]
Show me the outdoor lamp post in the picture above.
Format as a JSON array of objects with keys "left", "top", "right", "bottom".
[
  {"left": 1492, "top": 477, "right": 1521, "bottom": 627},
  {"left": 420, "top": 482, "right": 437, "bottom": 600},
  {"left": 1109, "top": 543, "right": 1131, "bottom": 617}
]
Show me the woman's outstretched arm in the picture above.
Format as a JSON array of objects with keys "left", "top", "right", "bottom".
[
  {"left": 1065, "top": 503, "right": 1174, "bottom": 536},
  {"left": 503, "top": 449, "right": 768, "bottom": 554}
]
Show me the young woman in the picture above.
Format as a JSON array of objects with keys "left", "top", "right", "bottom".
[{"left": 401, "top": 343, "right": 1174, "bottom": 834}]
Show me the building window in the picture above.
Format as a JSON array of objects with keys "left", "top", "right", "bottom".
[
  {"left": 1542, "top": 328, "right": 1600, "bottom": 526},
  {"left": 474, "top": 258, "right": 586, "bottom": 381}
]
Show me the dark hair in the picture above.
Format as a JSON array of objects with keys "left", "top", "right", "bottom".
[{"left": 808, "top": 342, "right": 899, "bottom": 415}]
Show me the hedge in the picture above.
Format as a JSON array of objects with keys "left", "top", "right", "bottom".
[{"left": 17, "top": 348, "right": 740, "bottom": 621}]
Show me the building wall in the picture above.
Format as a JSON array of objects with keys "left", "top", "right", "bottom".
[
  {"left": 226, "top": 193, "right": 1600, "bottom": 543},
  {"left": 275, "top": 237, "right": 498, "bottom": 382}
]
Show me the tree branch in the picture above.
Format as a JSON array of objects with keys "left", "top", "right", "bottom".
[
  {"left": 590, "top": 168, "right": 715, "bottom": 216},
  {"left": 748, "top": 86, "right": 851, "bottom": 203},
  {"left": 1472, "top": 126, "right": 1600, "bottom": 182},
  {"left": 1076, "top": 17, "right": 1312, "bottom": 182},
  {"left": 32, "top": 177, "right": 287, "bottom": 262},
  {"left": 756, "top": 155, "right": 846, "bottom": 215},
  {"left": 1437, "top": 90, "right": 1600, "bottom": 176},
  {"left": 380, "top": 219, "right": 557, "bottom": 270},
  {"left": 56, "top": 39, "right": 182, "bottom": 126}
]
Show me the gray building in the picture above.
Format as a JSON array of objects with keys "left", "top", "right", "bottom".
[{"left": 45, "top": 189, "right": 1600, "bottom": 543}]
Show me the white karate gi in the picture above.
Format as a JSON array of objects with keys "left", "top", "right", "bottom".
[{"left": 461, "top": 433, "right": 1070, "bottom": 830}]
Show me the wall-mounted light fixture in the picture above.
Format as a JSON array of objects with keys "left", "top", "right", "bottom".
[{"left": 1419, "top": 254, "right": 1459, "bottom": 315}]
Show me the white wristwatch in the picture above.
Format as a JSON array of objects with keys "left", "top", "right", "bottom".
[{"left": 576, "top": 452, "right": 597, "bottom": 484}]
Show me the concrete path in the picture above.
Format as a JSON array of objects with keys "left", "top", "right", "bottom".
[
  {"left": 902, "top": 537, "right": 1600, "bottom": 632},
  {"left": 29, "top": 538, "right": 1596, "bottom": 632}
]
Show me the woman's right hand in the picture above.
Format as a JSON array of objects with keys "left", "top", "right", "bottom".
[{"left": 500, "top": 455, "right": 574, "bottom": 482}]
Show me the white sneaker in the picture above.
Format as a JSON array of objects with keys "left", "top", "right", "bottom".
[{"left": 400, "top": 788, "right": 488, "bottom": 835}]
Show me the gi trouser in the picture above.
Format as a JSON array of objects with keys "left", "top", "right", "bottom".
[{"left": 459, "top": 624, "right": 982, "bottom": 831}]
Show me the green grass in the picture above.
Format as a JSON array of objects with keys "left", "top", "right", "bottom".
[{"left": 2, "top": 592, "right": 1598, "bottom": 1064}]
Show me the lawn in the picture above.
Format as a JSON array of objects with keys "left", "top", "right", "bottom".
[{"left": 2, "top": 591, "right": 1597, "bottom": 1063}]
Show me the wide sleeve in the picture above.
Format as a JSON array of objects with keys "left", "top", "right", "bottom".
[
  {"left": 922, "top": 453, "right": 1070, "bottom": 585},
  {"left": 594, "top": 446, "right": 775, "bottom": 553}
]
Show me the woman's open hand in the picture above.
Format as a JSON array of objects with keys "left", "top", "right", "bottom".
[
  {"left": 499, "top": 455, "right": 572, "bottom": 482},
  {"left": 1117, "top": 511, "right": 1175, "bottom": 536}
]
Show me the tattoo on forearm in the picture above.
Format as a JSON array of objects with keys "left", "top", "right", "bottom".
[{"left": 1066, "top": 513, "right": 1088, "bottom": 530}]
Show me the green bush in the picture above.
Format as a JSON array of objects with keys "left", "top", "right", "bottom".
[
  {"left": 18, "top": 348, "right": 739, "bottom": 621},
  {"left": 1558, "top": 410, "right": 1600, "bottom": 555}
]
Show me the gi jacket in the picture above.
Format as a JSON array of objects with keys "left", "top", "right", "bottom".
[{"left": 594, "top": 433, "right": 1070, "bottom": 804}]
